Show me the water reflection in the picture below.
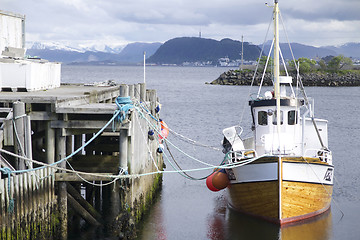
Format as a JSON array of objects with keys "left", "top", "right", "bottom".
[{"left": 207, "top": 196, "right": 333, "bottom": 240}]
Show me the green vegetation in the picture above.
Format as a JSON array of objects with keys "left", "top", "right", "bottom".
[
  {"left": 324, "top": 55, "right": 353, "bottom": 71},
  {"left": 289, "top": 57, "right": 317, "bottom": 73},
  {"left": 257, "top": 56, "right": 273, "bottom": 72},
  {"left": 289, "top": 55, "right": 354, "bottom": 74}
]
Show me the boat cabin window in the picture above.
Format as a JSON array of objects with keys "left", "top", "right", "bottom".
[
  {"left": 273, "top": 110, "right": 283, "bottom": 125},
  {"left": 258, "top": 111, "right": 268, "bottom": 126},
  {"left": 288, "top": 110, "right": 298, "bottom": 125}
]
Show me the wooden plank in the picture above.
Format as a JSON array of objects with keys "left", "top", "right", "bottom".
[
  {"left": 28, "top": 111, "right": 57, "bottom": 121},
  {"left": 23, "top": 173, "right": 30, "bottom": 239},
  {"left": 67, "top": 193, "right": 101, "bottom": 226},
  {"left": 14, "top": 174, "right": 20, "bottom": 238},
  {"left": 281, "top": 181, "right": 333, "bottom": 219},
  {"left": 51, "top": 120, "right": 120, "bottom": 130},
  {"left": 5, "top": 177, "right": 11, "bottom": 239},
  {"left": 66, "top": 182, "right": 103, "bottom": 222},
  {"left": 228, "top": 181, "right": 279, "bottom": 220},
  {"left": 56, "top": 103, "right": 117, "bottom": 114},
  {"left": 3, "top": 119, "right": 14, "bottom": 146},
  {"left": 39, "top": 169, "right": 45, "bottom": 229},
  {"left": 19, "top": 174, "right": 24, "bottom": 222},
  {"left": 55, "top": 173, "right": 115, "bottom": 182},
  {"left": 27, "top": 171, "right": 34, "bottom": 236},
  {"left": 32, "top": 170, "right": 38, "bottom": 233},
  {"left": 0, "top": 178, "right": 5, "bottom": 238}
]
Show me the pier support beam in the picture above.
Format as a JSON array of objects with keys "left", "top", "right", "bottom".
[
  {"left": 134, "top": 84, "right": 140, "bottom": 100},
  {"left": 110, "top": 182, "right": 120, "bottom": 221},
  {"left": 147, "top": 89, "right": 157, "bottom": 115},
  {"left": 13, "top": 101, "right": 26, "bottom": 170},
  {"left": 74, "top": 135, "right": 82, "bottom": 155},
  {"left": 140, "top": 83, "right": 146, "bottom": 101},
  {"left": 128, "top": 84, "right": 134, "bottom": 99},
  {"left": 45, "top": 121, "right": 55, "bottom": 164},
  {"left": 56, "top": 129, "right": 67, "bottom": 240}
]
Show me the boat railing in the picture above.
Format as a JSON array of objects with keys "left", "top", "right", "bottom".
[
  {"left": 229, "top": 149, "right": 258, "bottom": 163},
  {"left": 304, "top": 148, "right": 332, "bottom": 163}
]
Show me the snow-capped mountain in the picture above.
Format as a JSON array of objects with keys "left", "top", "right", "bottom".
[
  {"left": 25, "top": 41, "right": 162, "bottom": 64},
  {"left": 27, "top": 41, "right": 126, "bottom": 54}
]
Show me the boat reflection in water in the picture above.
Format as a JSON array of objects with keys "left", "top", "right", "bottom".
[{"left": 207, "top": 197, "right": 332, "bottom": 240}]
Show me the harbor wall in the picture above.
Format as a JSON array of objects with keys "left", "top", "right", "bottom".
[{"left": 210, "top": 70, "right": 360, "bottom": 86}]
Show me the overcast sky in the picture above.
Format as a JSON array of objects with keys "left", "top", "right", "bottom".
[{"left": 2, "top": 0, "right": 360, "bottom": 48}]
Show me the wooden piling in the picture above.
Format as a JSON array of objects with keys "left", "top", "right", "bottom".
[
  {"left": 74, "top": 135, "right": 82, "bottom": 155},
  {"left": 128, "top": 84, "right": 134, "bottom": 99},
  {"left": 45, "top": 121, "right": 55, "bottom": 164},
  {"left": 140, "top": 83, "right": 146, "bottom": 101},
  {"left": 13, "top": 101, "right": 26, "bottom": 170},
  {"left": 120, "top": 84, "right": 129, "bottom": 98},
  {"left": 134, "top": 84, "right": 140, "bottom": 100},
  {"left": 110, "top": 181, "right": 120, "bottom": 222},
  {"left": 147, "top": 89, "right": 157, "bottom": 115},
  {"left": 56, "top": 129, "right": 67, "bottom": 240},
  {"left": 24, "top": 116, "right": 33, "bottom": 168}
]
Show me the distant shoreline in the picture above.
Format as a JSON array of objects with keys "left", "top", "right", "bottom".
[{"left": 209, "top": 70, "right": 360, "bottom": 87}]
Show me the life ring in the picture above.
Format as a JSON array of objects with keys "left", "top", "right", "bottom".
[{"left": 159, "top": 119, "right": 169, "bottom": 141}]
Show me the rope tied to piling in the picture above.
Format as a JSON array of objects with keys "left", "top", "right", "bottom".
[
  {"left": 0, "top": 167, "right": 15, "bottom": 213},
  {"left": 115, "top": 96, "right": 134, "bottom": 123}
]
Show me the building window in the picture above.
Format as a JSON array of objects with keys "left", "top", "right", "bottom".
[
  {"left": 288, "top": 110, "right": 298, "bottom": 125},
  {"left": 258, "top": 111, "right": 268, "bottom": 126},
  {"left": 273, "top": 110, "right": 283, "bottom": 125}
]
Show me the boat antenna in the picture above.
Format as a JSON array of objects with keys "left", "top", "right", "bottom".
[
  {"left": 143, "top": 51, "right": 146, "bottom": 84},
  {"left": 240, "top": 35, "right": 244, "bottom": 71}
]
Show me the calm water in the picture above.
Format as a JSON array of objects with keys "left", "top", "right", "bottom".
[{"left": 62, "top": 65, "right": 360, "bottom": 240}]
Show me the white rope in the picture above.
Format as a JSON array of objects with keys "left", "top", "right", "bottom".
[{"left": 168, "top": 128, "right": 221, "bottom": 151}]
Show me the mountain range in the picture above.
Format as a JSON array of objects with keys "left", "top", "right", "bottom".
[
  {"left": 26, "top": 42, "right": 162, "bottom": 64},
  {"left": 147, "top": 37, "right": 261, "bottom": 65},
  {"left": 25, "top": 38, "right": 360, "bottom": 65}
]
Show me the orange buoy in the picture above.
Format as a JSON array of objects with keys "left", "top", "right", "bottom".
[
  {"left": 212, "top": 169, "right": 229, "bottom": 190},
  {"left": 206, "top": 169, "right": 229, "bottom": 192},
  {"left": 206, "top": 172, "right": 220, "bottom": 192}
]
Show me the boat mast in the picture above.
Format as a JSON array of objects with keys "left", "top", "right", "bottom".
[
  {"left": 274, "top": 0, "right": 281, "bottom": 129},
  {"left": 274, "top": 0, "right": 282, "bottom": 220}
]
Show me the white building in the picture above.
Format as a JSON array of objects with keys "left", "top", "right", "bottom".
[{"left": 0, "top": 10, "right": 60, "bottom": 92}]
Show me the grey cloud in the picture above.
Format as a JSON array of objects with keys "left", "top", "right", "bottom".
[{"left": 2, "top": 0, "right": 359, "bottom": 46}]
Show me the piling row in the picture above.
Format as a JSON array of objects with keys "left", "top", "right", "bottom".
[{"left": 0, "top": 168, "right": 56, "bottom": 240}]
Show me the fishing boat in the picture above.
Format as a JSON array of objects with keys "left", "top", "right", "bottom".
[{"left": 217, "top": 0, "right": 334, "bottom": 225}]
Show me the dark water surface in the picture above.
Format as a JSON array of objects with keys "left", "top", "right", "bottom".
[{"left": 62, "top": 65, "right": 360, "bottom": 240}]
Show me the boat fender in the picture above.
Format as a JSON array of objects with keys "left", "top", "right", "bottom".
[
  {"left": 155, "top": 104, "right": 161, "bottom": 113},
  {"left": 157, "top": 144, "right": 164, "bottom": 153},
  {"left": 212, "top": 169, "right": 230, "bottom": 190},
  {"left": 159, "top": 119, "right": 169, "bottom": 141},
  {"left": 206, "top": 169, "right": 229, "bottom": 192},
  {"left": 148, "top": 129, "right": 155, "bottom": 140},
  {"left": 206, "top": 172, "right": 220, "bottom": 192}
]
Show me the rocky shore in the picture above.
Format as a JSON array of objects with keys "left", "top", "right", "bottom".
[{"left": 209, "top": 70, "right": 360, "bottom": 86}]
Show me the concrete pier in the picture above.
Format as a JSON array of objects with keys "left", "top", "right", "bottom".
[{"left": 0, "top": 83, "right": 163, "bottom": 239}]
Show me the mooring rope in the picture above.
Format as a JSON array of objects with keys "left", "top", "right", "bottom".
[{"left": 0, "top": 96, "right": 260, "bottom": 189}]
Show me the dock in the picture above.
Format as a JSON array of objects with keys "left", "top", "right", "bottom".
[{"left": 0, "top": 82, "right": 164, "bottom": 239}]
